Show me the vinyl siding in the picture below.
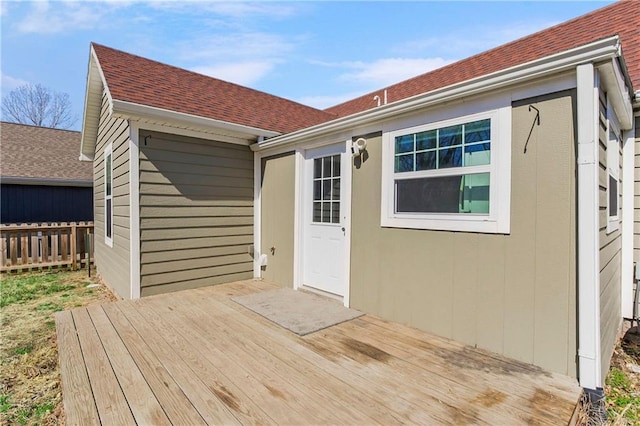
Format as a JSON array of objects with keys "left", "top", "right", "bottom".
[
  {"left": 634, "top": 116, "right": 640, "bottom": 322},
  {"left": 94, "top": 90, "right": 131, "bottom": 298},
  {"left": 598, "top": 87, "right": 623, "bottom": 383},
  {"left": 260, "top": 152, "right": 295, "bottom": 287},
  {"left": 350, "top": 91, "right": 577, "bottom": 377},
  {"left": 139, "top": 130, "right": 254, "bottom": 296}
]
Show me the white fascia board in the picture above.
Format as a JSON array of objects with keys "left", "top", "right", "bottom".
[
  {"left": 576, "top": 63, "right": 602, "bottom": 391},
  {"left": 111, "top": 99, "right": 280, "bottom": 141},
  {"left": 255, "top": 36, "right": 622, "bottom": 152},
  {"left": 596, "top": 59, "right": 633, "bottom": 130}
]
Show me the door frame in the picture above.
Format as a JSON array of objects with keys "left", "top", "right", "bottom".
[{"left": 294, "top": 139, "right": 353, "bottom": 307}]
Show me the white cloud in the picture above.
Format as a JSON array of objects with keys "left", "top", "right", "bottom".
[
  {"left": 397, "top": 21, "right": 560, "bottom": 58},
  {"left": 178, "top": 32, "right": 294, "bottom": 62},
  {"left": 191, "top": 61, "right": 274, "bottom": 86},
  {"left": 147, "top": 1, "right": 299, "bottom": 18},
  {"left": 1, "top": 72, "right": 29, "bottom": 93},
  {"left": 322, "top": 57, "right": 453, "bottom": 88},
  {"left": 297, "top": 91, "right": 369, "bottom": 110},
  {"left": 14, "top": 0, "right": 119, "bottom": 34}
]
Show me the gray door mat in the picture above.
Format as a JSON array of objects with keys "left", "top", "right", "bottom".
[{"left": 232, "top": 288, "right": 364, "bottom": 336}]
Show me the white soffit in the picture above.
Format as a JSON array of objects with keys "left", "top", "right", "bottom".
[{"left": 597, "top": 58, "right": 634, "bottom": 130}]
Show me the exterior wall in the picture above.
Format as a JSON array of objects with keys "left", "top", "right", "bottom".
[
  {"left": 1, "top": 184, "right": 92, "bottom": 224},
  {"left": 598, "top": 87, "right": 624, "bottom": 382},
  {"left": 260, "top": 152, "right": 295, "bottom": 287},
  {"left": 94, "top": 91, "right": 131, "bottom": 298},
  {"left": 350, "top": 91, "right": 577, "bottom": 377},
  {"left": 634, "top": 115, "right": 640, "bottom": 264},
  {"left": 139, "top": 130, "right": 254, "bottom": 296}
]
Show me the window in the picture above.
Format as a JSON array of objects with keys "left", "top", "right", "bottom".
[
  {"left": 312, "top": 154, "right": 341, "bottom": 224},
  {"left": 381, "top": 108, "right": 511, "bottom": 233},
  {"left": 104, "top": 144, "right": 113, "bottom": 246},
  {"left": 606, "top": 104, "right": 620, "bottom": 234}
]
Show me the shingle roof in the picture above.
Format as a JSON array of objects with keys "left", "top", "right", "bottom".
[
  {"left": 325, "top": 1, "right": 640, "bottom": 118},
  {"left": 1, "top": 122, "right": 92, "bottom": 182},
  {"left": 92, "top": 43, "right": 336, "bottom": 134}
]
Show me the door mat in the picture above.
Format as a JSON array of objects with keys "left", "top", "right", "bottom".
[{"left": 232, "top": 288, "right": 364, "bottom": 336}]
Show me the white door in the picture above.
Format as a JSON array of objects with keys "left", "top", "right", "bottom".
[{"left": 303, "top": 144, "right": 347, "bottom": 296}]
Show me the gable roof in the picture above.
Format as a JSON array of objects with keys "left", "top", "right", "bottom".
[
  {"left": 325, "top": 1, "right": 640, "bottom": 118},
  {"left": 1, "top": 122, "right": 92, "bottom": 185},
  {"left": 92, "top": 43, "right": 335, "bottom": 134}
]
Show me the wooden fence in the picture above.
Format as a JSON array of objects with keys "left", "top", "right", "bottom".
[{"left": 1, "top": 222, "right": 94, "bottom": 273}]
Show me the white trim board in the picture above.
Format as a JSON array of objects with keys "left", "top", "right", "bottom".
[{"left": 129, "top": 122, "right": 141, "bottom": 299}]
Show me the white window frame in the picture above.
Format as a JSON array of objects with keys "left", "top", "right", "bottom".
[
  {"left": 104, "top": 143, "right": 114, "bottom": 247},
  {"left": 381, "top": 107, "right": 511, "bottom": 234},
  {"left": 606, "top": 99, "right": 620, "bottom": 234}
]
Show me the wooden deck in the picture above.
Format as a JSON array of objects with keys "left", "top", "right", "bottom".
[{"left": 56, "top": 280, "right": 581, "bottom": 425}]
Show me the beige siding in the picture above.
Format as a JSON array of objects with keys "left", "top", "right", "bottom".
[
  {"left": 139, "top": 130, "right": 253, "bottom": 296},
  {"left": 598, "top": 88, "right": 623, "bottom": 383},
  {"left": 260, "top": 153, "right": 295, "bottom": 287},
  {"left": 634, "top": 116, "right": 640, "bottom": 264},
  {"left": 349, "top": 91, "right": 577, "bottom": 377},
  {"left": 94, "top": 91, "right": 131, "bottom": 298}
]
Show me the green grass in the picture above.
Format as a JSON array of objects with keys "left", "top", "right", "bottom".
[
  {"left": 0, "top": 269, "right": 115, "bottom": 425},
  {"left": 605, "top": 351, "right": 640, "bottom": 424}
]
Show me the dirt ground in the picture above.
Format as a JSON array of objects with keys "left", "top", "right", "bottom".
[{"left": 0, "top": 269, "right": 116, "bottom": 425}]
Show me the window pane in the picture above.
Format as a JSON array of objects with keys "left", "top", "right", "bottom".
[
  {"left": 416, "top": 151, "right": 437, "bottom": 171},
  {"left": 323, "top": 157, "right": 332, "bottom": 178},
  {"left": 106, "top": 153, "right": 112, "bottom": 196},
  {"left": 395, "top": 173, "right": 489, "bottom": 214},
  {"left": 313, "top": 180, "right": 321, "bottom": 201},
  {"left": 332, "top": 155, "right": 341, "bottom": 177},
  {"left": 439, "top": 147, "right": 462, "bottom": 168},
  {"left": 322, "top": 179, "right": 331, "bottom": 200},
  {"left": 460, "top": 173, "right": 490, "bottom": 214},
  {"left": 322, "top": 202, "right": 331, "bottom": 222},
  {"left": 314, "top": 158, "right": 322, "bottom": 178},
  {"left": 464, "top": 142, "right": 491, "bottom": 166},
  {"left": 609, "top": 175, "right": 618, "bottom": 216},
  {"left": 416, "top": 130, "right": 437, "bottom": 150},
  {"left": 439, "top": 125, "right": 462, "bottom": 147},
  {"left": 395, "top": 134, "right": 414, "bottom": 153},
  {"left": 332, "top": 178, "right": 340, "bottom": 200},
  {"left": 331, "top": 202, "right": 340, "bottom": 223},
  {"left": 313, "top": 202, "right": 322, "bottom": 222},
  {"left": 106, "top": 199, "right": 112, "bottom": 238},
  {"left": 465, "top": 119, "right": 491, "bottom": 143},
  {"left": 395, "top": 154, "right": 414, "bottom": 173}
]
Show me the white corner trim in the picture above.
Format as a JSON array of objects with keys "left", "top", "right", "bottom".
[
  {"left": 253, "top": 151, "right": 262, "bottom": 279},
  {"left": 576, "top": 63, "right": 602, "bottom": 390},
  {"left": 129, "top": 122, "right": 141, "bottom": 299},
  {"left": 341, "top": 139, "right": 353, "bottom": 308},
  {"left": 292, "top": 149, "right": 303, "bottom": 291},
  {"left": 621, "top": 119, "right": 636, "bottom": 318}
]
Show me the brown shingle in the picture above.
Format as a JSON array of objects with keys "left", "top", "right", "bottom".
[
  {"left": 92, "top": 44, "right": 336, "bottom": 134},
  {"left": 1, "top": 122, "right": 91, "bottom": 182},
  {"left": 325, "top": 1, "right": 640, "bottom": 118}
]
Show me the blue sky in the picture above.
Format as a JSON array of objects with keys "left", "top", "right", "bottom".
[{"left": 1, "top": 1, "right": 613, "bottom": 130}]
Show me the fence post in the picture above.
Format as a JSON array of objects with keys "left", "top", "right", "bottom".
[{"left": 71, "top": 222, "right": 77, "bottom": 271}]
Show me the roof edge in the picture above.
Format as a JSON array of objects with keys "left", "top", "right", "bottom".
[
  {"left": 111, "top": 99, "right": 281, "bottom": 139},
  {"left": 1, "top": 177, "right": 93, "bottom": 187},
  {"left": 79, "top": 44, "right": 109, "bottom": 161},
  {"left": 256, "top": 35, "right": 622, "bottom": 152}
]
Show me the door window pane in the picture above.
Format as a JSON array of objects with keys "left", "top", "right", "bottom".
[
  {"left": 312, "top": 154, "right": 341, "bottom": 223},
  {"left": 331, "top": 202, "right": 340, "bottom": 223}
]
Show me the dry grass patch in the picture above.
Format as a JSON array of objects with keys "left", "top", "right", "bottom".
[{"left": 0, "top": 269, "right": 116, "bottom": 425}]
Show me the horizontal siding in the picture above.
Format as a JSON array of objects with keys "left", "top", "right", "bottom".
[
  {"left": 93, "top": 90, "right": 131, "bottom": 299},
  {"left": 598, "top": 88, "right": 622, "bottom": 384},
  {"left": 139, "top": 130, "right": 253, "bottom": 295}
]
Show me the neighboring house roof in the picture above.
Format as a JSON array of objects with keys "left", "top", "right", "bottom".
[
  {"left": 92, "top": 43, "right": 336, "bottom": 134},
  {"left": 325, "top": 0, "right": 640, "bottom": 118},
  {"left": 1, "top": 122, "right": 92, "bottom": 186}
]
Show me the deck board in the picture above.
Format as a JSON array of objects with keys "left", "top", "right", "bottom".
[{"left": 57, "top": 280, "right": 582, "bottom": 425}]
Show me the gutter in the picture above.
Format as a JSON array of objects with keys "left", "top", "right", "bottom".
[
  {"left": 1, "top": 177, "right": 93, "bottom": 187},
  {"left": 254, "top": 35, "right": 622, "bottom": 152},
  {"left": 111, "top": 99, "right": 281, "bottom": 140}
]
